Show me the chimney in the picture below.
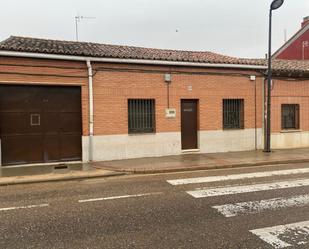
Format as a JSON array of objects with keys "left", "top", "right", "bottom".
[{"left": 302, "top": 16, "right": 309, "bottom": 28}]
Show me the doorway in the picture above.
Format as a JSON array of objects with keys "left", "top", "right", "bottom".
[{"left": 181, "top": 99, "right": 198, "bottom": 150}]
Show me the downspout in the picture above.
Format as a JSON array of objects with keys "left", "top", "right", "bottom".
[
  {"left": 86, "top": 60, "right": 94, "bottom": 162},
  {"left": 254, "top": 77, "right": 257, "bottom": 150}
]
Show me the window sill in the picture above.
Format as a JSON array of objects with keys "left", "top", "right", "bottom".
[
  {"left": 223, "top": 128, "right": 245, "bottom": 131},
  {"left": 280, "top": 129, "right": 302, "bottom": 133}
]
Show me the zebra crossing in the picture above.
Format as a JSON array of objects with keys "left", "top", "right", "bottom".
[
  {"left": 187, "top": 178, "right": 309, "bottom": 198},
  {"left": 212, "top": 194, "right": 309, "bottom": 218},
  {"left": 167, "top": 167, "right": 309, "bottom": 249}
]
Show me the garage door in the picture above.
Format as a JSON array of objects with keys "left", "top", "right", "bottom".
[{"left": 0, "top": 85, "right": 82, "bottom": 166}]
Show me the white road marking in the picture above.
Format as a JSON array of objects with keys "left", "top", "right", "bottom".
[
  {"left": 0, "top": 204, "right": 49, "bottom": 212},
  {"left": 213, "top": 194, "right": 309, "bottom": 217},
  {"left": 78, "top": 192, "right": 162, "bottom": 203},
  {"left": 167, "top": 168, "right": 309, "bottom": 185},
  {"left": 187, "top": 178, "right": 309, "bottom": 198},
  {"left": 250, "top": 220, "right": 309, "bottom": 248}
]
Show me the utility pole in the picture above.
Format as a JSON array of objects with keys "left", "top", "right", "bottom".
[
  {"left": 75, "top": 15, "right": 96, "bottom": 41},
  {"left": 264, "top": 0, "right": 284, "bottom": 153}
]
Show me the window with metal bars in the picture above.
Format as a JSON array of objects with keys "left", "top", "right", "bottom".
[
  {"left": 281, "top": 104, "right": 300, "bottom": 130},
  {"left": 223, "top": 99, "right": 244, "bottom": 129},
  {"left": 128, "top": 99, "right": 155, "bottom": 133}
]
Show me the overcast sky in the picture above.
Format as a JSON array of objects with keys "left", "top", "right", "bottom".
[{"left": 0, "top": 0, "right": 308, "bottom": 58}]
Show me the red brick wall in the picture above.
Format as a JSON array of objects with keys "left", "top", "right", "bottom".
[
  {"left": 271, "top": 78, "right": 309, "bottom": 132},
  {"left": 0, "top": 57, "right": 89, "bottom": 136},
  {"left": 91, "top": 63, "right": 263, "bottom": 135},
  {"left": 1, "top": 56, "right": 307, "bottom": 141}
]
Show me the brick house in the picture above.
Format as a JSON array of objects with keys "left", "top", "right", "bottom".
[
  {"left": 273, "top": 16, "right": 309, "bottom": 60},
  {"left": 0, "top": 36, "right": 308, "bottom": 166}
]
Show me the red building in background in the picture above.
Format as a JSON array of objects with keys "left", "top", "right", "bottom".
[{"left": 273, "top": 16, "right": 309, "bottom": 60}]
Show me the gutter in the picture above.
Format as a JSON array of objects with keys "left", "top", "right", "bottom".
[{"left": 0, "top": 51, "right": 267, "bottom": 70}]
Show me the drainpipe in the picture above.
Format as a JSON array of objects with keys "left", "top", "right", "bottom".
[
  {"left": 254, "top": 77, "right": 257, "bottom": 150},
  {"left": 86, "top": 60, "right": 94, "bottom": 162}
]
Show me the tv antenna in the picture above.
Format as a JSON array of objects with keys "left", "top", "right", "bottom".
[{"left": 75, "top": 14, "right": 96, "bottom": 41}]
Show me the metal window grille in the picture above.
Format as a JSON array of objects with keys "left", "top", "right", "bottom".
[
  {"left": 281, "top": 104, "right": 299, "bottom": 130},
  {"left": 128, "top": 99, "right": 155, "bottom": 133},
  {"left": 223, "top": 99, "right": 244, "bottom": 129}
]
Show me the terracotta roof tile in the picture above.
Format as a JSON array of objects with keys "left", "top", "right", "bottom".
[
  {"left": 272, "top": 59, "right": 309, "bottom": 74},
  {"left": 0, "top": 36, "right": 309, "bottom": 76},
  {"left": 0, "top": 36, "right": 264, "bottom": 65}
]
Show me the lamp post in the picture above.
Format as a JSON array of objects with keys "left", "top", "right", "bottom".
[{"left": 264, "top": 0, "right": 284, "bottom": 153}]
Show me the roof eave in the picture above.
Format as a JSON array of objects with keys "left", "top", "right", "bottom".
[{"left": 0, "top": 50, "right": 267, "bottom": 70}]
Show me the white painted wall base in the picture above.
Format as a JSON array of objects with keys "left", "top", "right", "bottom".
[
  {"left": 271, "top": 131, "right": 309, "bottom": 149},
  {"left": 83, "top": 132, "right": 181, "bottom": 162},
  {"left": 82, "top": 136, "right": 90, "bottom": 162},
  {"left": 199, "top": 129, "right": 263, "bottom": 153},
  {"left": 82, "top": 129, "right": 263, "bottom": 162}
]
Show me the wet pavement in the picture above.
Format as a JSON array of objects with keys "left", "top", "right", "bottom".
[
  {"left": 0, "top": 162, "right": 94, "bottom": 177},
  {"left": 0, "top": 163, "right": 125, "bottom": 186},
  {"left": 1, "top": 162, "right": 309, "bottom": 248},
  {"left": 92, "top": 148, "right": 309, "bottom": 173},
  {"left": 1, "top": 148, "right": 309, "bottom": 184}
]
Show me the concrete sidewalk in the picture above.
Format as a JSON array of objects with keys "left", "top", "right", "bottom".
[
  {"left": 92, "top": 148, "right": 309, "bottom": 174},
  {"left": 1, "top": 148, "right": 309, "bottom": 185},
  {"left": 0, "top": 165, "right": 126, "bottom": 186}
]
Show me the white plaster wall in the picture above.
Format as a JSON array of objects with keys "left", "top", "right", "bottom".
[
  {"left": 82, "top": 136, "right": 89, "bottom": 162},
  {"left": 82, "top": 129, "right": 263, "bottom": 162},
  {"left": 271, "top": 131, "right": 309, "bottom": 149},
  {"left": 87, "top": 132, "right": 181, "bottom": 161},
  {"left": 199, "top": 129, "right": 263, "bottom": 153}
]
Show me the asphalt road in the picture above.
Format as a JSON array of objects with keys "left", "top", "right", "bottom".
[{"left": 1, "top": 163, "right": 309, "bottom": 249}]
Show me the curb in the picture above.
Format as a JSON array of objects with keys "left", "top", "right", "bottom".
[
  {"left": 1, "top": 158, "right": 309, "bottom": 185},
  {"left": 101, "top": 158, "right": 309, "bottom": 174},
  {"left": 0, "top": 171, "right": 128, "bottom": 186}
]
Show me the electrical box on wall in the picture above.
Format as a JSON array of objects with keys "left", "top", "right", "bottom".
[
  {"left": 250, "top": 75, "right": 256, "bottom": 81},
  {"left": 165, "top": 108, "right": 176, "bottom": 118},
  {"left": 164, "top": 74, "right": 172, "bottom": 83}
]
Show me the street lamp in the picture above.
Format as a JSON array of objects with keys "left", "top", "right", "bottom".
[
  {"left": 265, "top": 0, "right": 284, "bottom": 153},
  {"left": 271, "top": 0, "right": 284, "bottom": 10}
]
